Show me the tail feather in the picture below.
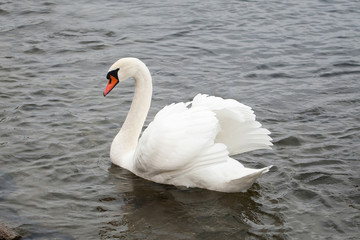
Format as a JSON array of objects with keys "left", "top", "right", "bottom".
[{"left": 227, "top": 165, "right": 272, "bottom": 192}]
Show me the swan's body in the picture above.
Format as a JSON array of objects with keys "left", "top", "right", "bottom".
[{"left": 104, "top": 58, "right": 273, "bottom": 192}]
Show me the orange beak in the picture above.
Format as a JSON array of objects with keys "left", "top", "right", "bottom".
[{"left": 103, "top": 75, "right": 119, "bottom": 96}]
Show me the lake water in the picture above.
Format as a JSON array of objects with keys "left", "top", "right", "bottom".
[{"left": 1, "top": 0, "right": 359, "bottom": 239}]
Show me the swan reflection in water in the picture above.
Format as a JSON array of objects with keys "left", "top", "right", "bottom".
[{"left": 96, "top": 165, "right": 283, "bottom": 239}]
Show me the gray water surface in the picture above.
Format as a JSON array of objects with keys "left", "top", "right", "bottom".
[{"left": 1, "top": 0, "right": 359, "bottom": 239}]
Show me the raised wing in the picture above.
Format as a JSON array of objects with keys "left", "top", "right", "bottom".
[
  {"left": 134, "top": 102, "right": 228, "bottom": 180},
  {"left": 191, "top": 94, "right": 273, "bottom": 155}
]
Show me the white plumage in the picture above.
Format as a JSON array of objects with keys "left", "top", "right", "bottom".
[{"left": 104, "top": 58, "right": 273, "bottom": 192}]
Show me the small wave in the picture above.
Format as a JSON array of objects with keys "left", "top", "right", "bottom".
[
  {"left": 19, "top": 9, "right": 52, "bottom": 15},
  {"left": 0, "top": 171, "right": 17, "bottom": 199},
  {"left": 256, "top": 64, "right": 271, "bottom": 70},
  {"left": 333, "top": 61, "right": 360, "bottom": 68},
  {"left": 24, "top": 47, "right": 46, "bottom": 54},
  {"left": 297, "top": 106, "right": 326, "bottom": 117},
  {"left": 19, "top": 103, "right": 41, "bottom": 111},
  {"left": 294, "top": 172, "right": 344, "bottom": 185},
  {"left": 0, "top": 8, "right": 9, "bottom": 16},
  {"left": 269, "top": 72, "right": 292, "bottom": 78},
  {"left": 275, "top": 136, "right": 302, "bottom": 146},
  {"left": 308, "top": 175, "right": 344, "bottom": 185},
  {"left": 244, "top": 73, "right": 258, "bottom": 78},
  {"left": 295, "top": 159, "right": 344, "bottom": 168},
  {"left": 320, "top": 70, "right": 360, "bottom": 78},
  {"left": 322, "top": 220, "right": 346, "bottom": 235},
  {"left": 292, "top": 188, "right": 319, "bottom": 200}
]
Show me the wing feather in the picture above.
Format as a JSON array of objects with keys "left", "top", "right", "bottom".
[
  {"left": 134, "top": 102, "right": 223, "bottom": 176},
  {"left": 191, "top": 94, "right": 273, "bottom": 155}
]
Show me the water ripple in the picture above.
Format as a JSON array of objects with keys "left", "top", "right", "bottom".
[{"left": 1, "top": 0, "right": 359, "bottom": 239}]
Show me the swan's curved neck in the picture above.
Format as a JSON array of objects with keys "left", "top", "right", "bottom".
[{"left": 111, "top": 61, "right": 152, "bottom": 169}]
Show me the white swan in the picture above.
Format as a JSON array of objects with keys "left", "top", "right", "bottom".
[{"left": 103, "top": 58, "right": 273, "bottom": 192}]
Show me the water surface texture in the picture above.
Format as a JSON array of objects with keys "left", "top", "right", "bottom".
[{"left": 1, "top": 0, "right": 360, "bottom": 239}]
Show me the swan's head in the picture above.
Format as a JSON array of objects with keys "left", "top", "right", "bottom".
[{"left": 103, "top": 58, "right": 145, "bottom": 96}]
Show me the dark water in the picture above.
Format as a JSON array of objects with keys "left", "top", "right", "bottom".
[{"left": 1, "top": 0, "right": 359, "bottom": 239}]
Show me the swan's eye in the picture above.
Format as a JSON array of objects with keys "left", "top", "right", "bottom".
[{"left": 106, "top": 68, "right": 120, "bottom": 80}]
